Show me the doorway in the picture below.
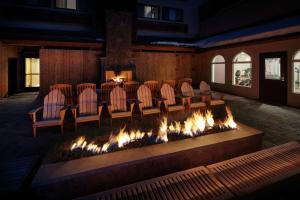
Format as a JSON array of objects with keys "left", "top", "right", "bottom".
[
  {"left": 259, "top": 52, "right": 287, "bottom": 105},
  {"left": 8, "top": 58, "right": 18, "bottom": 95}
]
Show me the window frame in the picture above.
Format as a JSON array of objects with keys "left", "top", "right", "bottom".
[
  {"left": 137, "top": 3, "right": 160, "bottom": 20},
  {"left": 232, "top": 52, "right": 252, "bottom": 88},
  {"left": 162, "top": 7, "right": 184, "bottom": 22},
  {"left": 292, "top": 50, "right": 300, "bottom": 94},
  {"left": 211, "top": 55, "right": 226, "bottom": 84},
  {"left": 55, "top": 0, "right": 77, "bottom": 10}
]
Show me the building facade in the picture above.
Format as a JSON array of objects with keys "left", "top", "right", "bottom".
[{"left": 0, "top": 0, "right": 300, "bottom": 108}]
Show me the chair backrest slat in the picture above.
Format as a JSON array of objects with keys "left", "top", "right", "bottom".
[
  {"left": 123, "top": 81, "right": 139, "bottom": 100},
  {"left": 137, "top": 85, "right": 153, "bottom": 108},
  {"left": 144, "top": 80, "right": 159, "bottom": 97},
  {"left": 199, "top": 81, "right": 211, "bottom": 94},
  {"left": 161, "top": 83, "right": 176, "bottom": 105},
  {"left": 181, "top": 82, "right": 194, "bottom": 97},
  {"left": 50, "top": 84, "right": 73, "bottom": 105},
  {"left": 79, "top": 88, "right": 97, "bottom": 115},
  {"left": 77, "top": 83, "right": 96, "bottom": 96},
  {"left": 101, "top": 82, "right": 117, "bottom": 102},
  {"left": 110, "top": 86, "right": 127, "bottom": 112},
  {"left": 43, "top": 89, "right": 65, "bottom": 120},
  {"left": 164, "top": 80, "right": 176, "bottom": 88}
]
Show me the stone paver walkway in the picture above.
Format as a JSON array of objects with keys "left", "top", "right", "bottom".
[{"left": 0, "top": 92, "right": 300, "bottom": 160}]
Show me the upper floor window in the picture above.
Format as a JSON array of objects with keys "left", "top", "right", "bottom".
[
  {"left": 56, "top": 0, "right": 77, "bottom": 10},
  {"left": 137, "top": 4, "right": 159, "bottom": 19},
  {"left": 232, "top": 52, "right": 252, "bottom": 87},
  {"left": 211, "top": 55, "right": 225, "bottom": 84},
  {"left": 162, "top": 7, "right": 183, "bottom": 22},
  {"left": 293, "top": 50, "right": 300, "bottom": 94}
]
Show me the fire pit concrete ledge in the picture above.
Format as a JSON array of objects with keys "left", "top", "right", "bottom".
[{"left": 32, "top": 122, "right": 263, "bottom": 199}]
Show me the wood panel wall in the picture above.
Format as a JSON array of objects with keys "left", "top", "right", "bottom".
[
  {"left": 40, "top": 49, "right": 101, "bottom": 95},
  {"left": 133, "top": 52, "right": 197, "bottom": 83},
  {"left": 0, "top": 43, "right": 18, "bottom": 98}
]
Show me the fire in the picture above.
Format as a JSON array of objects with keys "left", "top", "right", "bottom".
[
  {"left": 156, "top": 117, "right": 169, "bottom": 142},
  {"left": 205, "top": 110, "right": 214, "bottom": 127},
  {"left": 112, "top": 76, "right": 123, "bottom": 83},
  {"left": 220, "top": 106, "right": 237, "bottom": 129},
  {"left": 70, "top": 136, "right": 102, "bottom": 153},
  {"left": 70, "top": 108, "right": 237, "bottom": 155}
]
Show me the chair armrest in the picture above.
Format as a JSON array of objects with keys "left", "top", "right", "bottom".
[
  {"left": 107, "top": 104, "right": 112, "bottom": 116},
  {"left": 71, "top": 105, "right": 79, "bottom": 119},
  {"left": 59, "top": 106, "right": 68, "bottom": 121},
  {"left": 175, "top": 96, "right": 186, "bottom": 105},
  {"left": 28, "top": 106, "right": 43, "bottom": 123},
  {"left": 98, "top": 104, "right": 103, "bottom": 116},
  {"left": 127, "top": 100, "right": 135, "bottom": 113},
  {"left": 211, "top": 91, "right": 224, "bottom": 100},
  {"left": 153, "top": 98, "right": 163, "bottom": 108}
]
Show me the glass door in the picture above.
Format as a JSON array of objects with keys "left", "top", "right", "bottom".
[{"left": 260, "top": 52, "right": 287, "bottom": 105}]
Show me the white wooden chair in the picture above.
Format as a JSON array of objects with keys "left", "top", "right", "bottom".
[
  {"left": 160, "top": 83, "right": 185, "bottom": 113},
  {"left": 50, "top": 83, "right": 73, "bottom": 106},
  {"left": 199, "top": 81, "right": 224, "bottom": 106},
  {"left": 108, "top": 86, "right": 134, "bottom": 124},
  {"left": 72, "top": 88, "right": 102, "bottom": 131},
  {"left": 181, "top": 82, "right": 205, "bottom": 110},
  {"left": 137, "top": 85, "right": 161, "bottom": 119},
  {"left": 28, "top": 89, "right": 67, "bottom": 137}
]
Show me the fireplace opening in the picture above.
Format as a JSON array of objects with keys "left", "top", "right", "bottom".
[{"left": 105, "top": 70, "right": 133, "bottom": 83}]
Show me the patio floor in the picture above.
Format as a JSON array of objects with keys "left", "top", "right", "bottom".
[{"left": 0, "top": 91, "right": 300, "bottom": 161}]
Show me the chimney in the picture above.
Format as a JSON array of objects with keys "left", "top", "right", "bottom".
[{"left": 100, "top": 10, "right": 136, "bottom": 82}]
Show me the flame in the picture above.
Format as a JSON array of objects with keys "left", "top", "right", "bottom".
[
  {"left": 220, "top": 106, "right": 237, "bottom": 129},
  {"left": 70, "top": 109, "right": 237, "bottom": 155},
  {"left": 70, "top": 137, "right": 102, "bottom": 153},
  {"left": 156, "top": 117, "right": 169, "bottom": 142},
  {"left": 112, "top": 76, "right": 123, "bottom": 83},
  {"left": 205, "top": 110, "right": 214, "bottom": 127}
]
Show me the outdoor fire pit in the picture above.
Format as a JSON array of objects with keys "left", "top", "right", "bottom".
[{"left": 32, "top": 107, "right": 263, "bottom": 199}]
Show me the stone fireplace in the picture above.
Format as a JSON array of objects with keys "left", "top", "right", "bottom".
[{"left": 100, "top": 10, "right": 136, "bottom": 83}]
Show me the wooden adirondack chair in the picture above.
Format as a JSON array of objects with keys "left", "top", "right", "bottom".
[
  {"left": 181, "top": 82, "right": 205, "bottom": 110},
  {"left": 77, "top": 83, "right": 96, "bottom": 96},
  {"left": 50, "top": 84, "right": 73, "bottom": 106},
  {"left": 28, "top": 89, "right": 67, "bottom": 137},
  {"left": 160, "top": 83, "right": 185, "bottom": 113},
  {"left": 164, "top": 79, "right": 176, "bottom": 88},
  {"left": 137, "top": 85, "right": 161, "bottom": 119},
  {"left": 123, "top": 81, "right": 139, "bottom": 100},
  {"left": 177, "top": 77, "right": 192, "bottom": 89},
  {"left": 72, "top": 88, "right": 102, "bottom": 131},
  {"left": 101, "top": 82, "right": 117, "bottom": 102},
  {"left": 108, "top": 86, "right": 134, "bottom": 124},
  {"left": 199, "top": 81, "right": 224, "bottom": 106},
  {"left": 144, "top": 80, "right": 159, "bottom": 97}
]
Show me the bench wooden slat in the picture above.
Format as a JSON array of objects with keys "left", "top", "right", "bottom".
[
  {"left": 82, "top": 166, "right": 232, "bottom": 200},
  {"left": 207, "top": 141, "right": 300, "bottom": 197}
]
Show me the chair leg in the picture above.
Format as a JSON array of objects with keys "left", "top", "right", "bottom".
[
  {"left": 110, "top": 118, "right": 112, "bottom": 127},
  {"left": 98, "top": 119, "right": 101, "bottom": 128},
  {"left": 74, "top": 123, "right": 77, "bottom": 132},
  {"left": 32, "top": 127, "right": 36, "bottom": 137},
  {"left": 61, "top": 125, "right": 64, "bottom": 135}
]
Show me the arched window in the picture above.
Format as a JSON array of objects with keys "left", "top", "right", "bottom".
[
  {"left": 232, "top": 52, "right": 252, "bottom": 87},
  {"left": 211, "top": 55, "right": 225, "bottom": 84},
  {"left": 293, "top": 50, "right": 300, "bottom": 94}
]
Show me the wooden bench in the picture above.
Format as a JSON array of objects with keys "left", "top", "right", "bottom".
[
  {"left": 207, "top": 141, "right": 300, "bottom": 197},
  {"left": 77, "top": 166, "right": 233, "bottom": 200}
]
